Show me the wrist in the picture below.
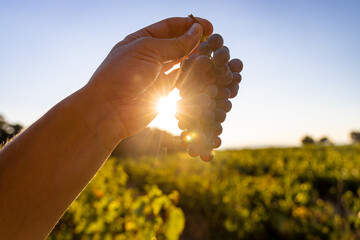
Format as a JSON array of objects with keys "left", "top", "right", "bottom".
[{"left": 73, "top": 85, "right": 127, "bottom": 151}]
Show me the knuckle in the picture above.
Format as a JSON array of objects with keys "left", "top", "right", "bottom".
[{"left": 135, "top": 37, "right": 153, "bottom": 49}]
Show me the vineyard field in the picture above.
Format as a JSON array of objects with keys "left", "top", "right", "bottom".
[{"left": 49, "top": 145, "right": 360, "bottom": 240}]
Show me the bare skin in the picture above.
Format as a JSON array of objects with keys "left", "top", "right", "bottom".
[{"left": 0, "top": 17, "right": 213, "bottom": 240}]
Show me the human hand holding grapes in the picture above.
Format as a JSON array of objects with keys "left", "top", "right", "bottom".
[
  {"left": 85, "top": 17, "right": 213, "bottom": 139},
  {"left": 0, "top": 14, "right": 242, "bottom": 240},
  {"left": 0, "top": 16, "right": 216, "bottom": 240}
]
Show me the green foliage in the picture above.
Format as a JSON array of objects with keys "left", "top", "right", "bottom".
[
  {"left": 120, "top": 145, "right": 360, "bottom": 239},
  {"left": 50, "top": 145, "right": 360, "bottom": 240},
  {"left": 48, "top": 158, "right": 184, "bottom": 240}
]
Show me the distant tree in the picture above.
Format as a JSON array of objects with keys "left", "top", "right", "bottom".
[
  {"left": 319, "top": 137, "right": 331, "bottom": 145},
  {"left": 0, "top": 115, "right": 23, "bottom": 146},
  {"left": 302, "top": 135, "right": 315, "bottom": 145},
  {"left": 351, "top": 131, "right": 360, "bottom": 144}
]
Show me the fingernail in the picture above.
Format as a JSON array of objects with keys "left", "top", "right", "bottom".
[{"left": 188, "top": 23, "right": 201, "bottom": 37}]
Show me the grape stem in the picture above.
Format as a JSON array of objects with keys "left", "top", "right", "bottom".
[{"left": 188, "top": 14, "right": 206, "bottom": 42}]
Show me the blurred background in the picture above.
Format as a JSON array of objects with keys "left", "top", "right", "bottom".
[
  {"left": 1, "top": 0, "right": 359, "bottom": 148},
  {"left": 1, "top": 1, "right": 360, "bottom": 239}
]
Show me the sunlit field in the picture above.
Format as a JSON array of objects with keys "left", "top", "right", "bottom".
[{"left": 48, "top": 145, "right": 360, "bottom": 240}]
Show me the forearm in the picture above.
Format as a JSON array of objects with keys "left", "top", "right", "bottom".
[{"left": 0, "top": 86, "right": 123, "bottom": 239}]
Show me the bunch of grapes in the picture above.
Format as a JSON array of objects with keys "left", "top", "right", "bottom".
[{"left": 175, "top": 33, "right": 243, "bottom": 161}]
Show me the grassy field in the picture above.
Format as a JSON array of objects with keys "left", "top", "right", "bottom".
[{"left": 49, "top": 145, "right": 360, "bottom": 240}]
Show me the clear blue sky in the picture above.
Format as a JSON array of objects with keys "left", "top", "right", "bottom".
[{"left": 1, "top": 0, "right": 359, "bottom": 148}]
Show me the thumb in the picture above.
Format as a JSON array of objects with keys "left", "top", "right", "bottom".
[{"left": 151, "top": 23, "right": 203, "bottom": 62}]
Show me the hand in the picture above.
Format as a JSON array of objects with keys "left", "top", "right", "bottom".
[
  {"left": 0, "top": 17, "right": 213, "bottom": 240},
  {"left": 85, "top": 17, "right": 213, "bottom": 139}
]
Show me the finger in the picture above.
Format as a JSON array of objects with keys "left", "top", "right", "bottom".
[
  {"left": 122, "top": 16, "right": 213, "bottom": 45},
  {"left": 164, "top": 68, "right": 181, "bottom": 91},
  {"left": 142, "top": 23, "right": 203, "bottom": 62},
  {"left": 162, "top": 59, "right": 182, "bottom": 74},
  {"left": 162, "top": 41, "right": 201, "bottom": 70}
]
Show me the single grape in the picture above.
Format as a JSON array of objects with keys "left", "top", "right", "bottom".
[
  {"left": 194, "top": 93, "right": 211, "bottom": 108},
  {"left": 190, "top": 79, "right": 207, "bottom": 92},
  {"left": 215, "top": 87, "right": 231, "bottom": 99},
  {"left": 202, "top": 129, "right": 214, "bottom": 138},
  {"left": 177, "top": 98, "right": 196, "bottom": 110},
  {"left": 213, "top": 48, "right": 230, "bottom": 65},
  {"left": 222, "top": 46, "right": 230, "bottom": 53},
  {"left": 194, "top": 132, "right": 206, "bottom": 143},
  {"left": 207, "top": 33, "right": 224, "bottom": 51},
  {"left": 180, "top": 54, "right": 197, "bottom": 72},
  {"left": 178, "top": 120, "right": 186, "bottom": 130},
  {"left": 213, "top": 124, "right": 223, "bottom": 136},
  {"left": 180, "top": 91, "right": 192, "bottom": 101},
  {"left": 180, "top": 58, "right": 190, "bottom": 72},
  {"left": 208, "top": 99, "right": 216, "bottom": 110},
  {"left": 176, "top": 99, "right": 186, "bottom": 110},
  {"left": 188, "top": 53, "right": 199, "bottom": 62},
  {"left": 214, "top": 108, "right": 226, "bottom": 123},
  {"left": 204, "top": 84, "right": 218, "bottom": 98},
  {"left": 213, "top": 136, "right": 222, "bottom": 148},
  {"left": 180, "top": 76, "right": 206, "bottom": 94},
  {"left": 202, "top": 70, "right": 217, "bottom": 83},
  {"left": 200, "top": 151, "right": 214, "bottom": 162},
  {"left": 178, "top": 118, "right": 200, "bottom": 130},
  {"left": 228, "top": 84, "right": 239, "bottom": 98},
  {"left": 204, "top": 139, "right": 215, "bottom": 149},
  {"left": 205, "top": 120, "right": 221, "bottom": 131},
  {"left": 190, "top": 120, "right": 201, "bottom": 130},
  {"left": 217, "top": 99, "right": 232, "bottom": 112},
  {"left": 188, "top": 105, "right": 202, "bottom": 119},
  {"left": 180, "top": 140, "right": 189, "bottom": 148},
  {"left": 187, "top": 142, "right": 201, "bottom": 157},
  {"left": 181, "top": 130, "right": 190, "bottom": 142},
  {"left": 194, "top": 55, "right": 213, "bottom": 72},
  {"left": 175, "top": 111, "right": 183, "bottom": 120},
  {"left": 232, "top": 72, "right": 242, "bottom": 85},
  {"left": 198, "top": 42, "right": 211, "bottom": 56},
  {"left": 217, "top": 71, "right": 233, "bottom": 86},
  {"left": 177, "top": 104, "right": 201, "bottom": 120},
  {"left": 201, "top": 109, "right": 215, "bottom": 123},
  {"left": 181, "top": 54, "right": 198, "bottom": 71},
  {"left": 214, "top": 64, "right": 230, "bottom": 77},
  {"left": 228, "top": 58, "right": 243, "bottom": 72}
]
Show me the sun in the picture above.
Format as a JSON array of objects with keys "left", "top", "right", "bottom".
[
  {"left": 148, "top": 89, "right": 181, "bottom": 134},
  {"left": 157, "top": 97, "right": 172, "bottom": 113}
]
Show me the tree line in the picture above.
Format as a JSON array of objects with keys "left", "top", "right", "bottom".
[
  {"left": 1, "top": 114, "right": 359, "bottom": 152},
  {"left": 301, "top": 131, "right": 360, "bottom": 146}
]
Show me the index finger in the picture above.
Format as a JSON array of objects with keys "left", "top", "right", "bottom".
[{"left": 123, "top": 16, "right": 213, "bottom": 44}]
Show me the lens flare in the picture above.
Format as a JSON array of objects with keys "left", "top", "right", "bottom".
[
  {"left": 156, "top": 97, "right": 169, "bottom": 113},
  {"left": 149, "top": 89, "right": 181, "bottom": 135}
]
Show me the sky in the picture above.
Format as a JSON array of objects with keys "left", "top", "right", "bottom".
[{"left": 1, "top": 0, "right": 359, "bottom": 148}]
